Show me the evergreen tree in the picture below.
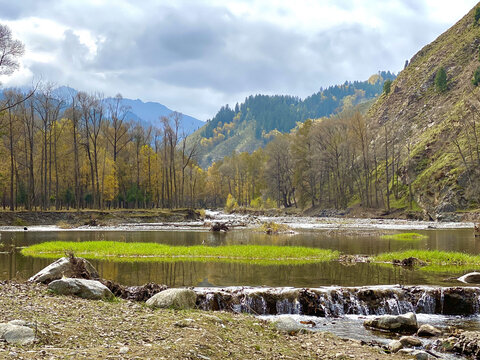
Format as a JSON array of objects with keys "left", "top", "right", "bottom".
[
  {"left": 472, "top": 66, "right": 480, "bottom": 86},
  {"left": 435, "top": 67, "right": 447, "bottom": 93},
  {"left": 383, "top": 80, "right": 392, "bottom": 95}
]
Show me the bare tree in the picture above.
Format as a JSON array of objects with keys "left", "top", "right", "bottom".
[{"left": 0, "top": 24, "right": 24, "bottom": 76}]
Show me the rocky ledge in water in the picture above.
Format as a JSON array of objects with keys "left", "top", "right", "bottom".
[{"left": 195, "top": 285, "right": 480, "bottom": 317}]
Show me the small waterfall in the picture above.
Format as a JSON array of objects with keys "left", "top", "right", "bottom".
[
  {"left": 194, "top": 285, "right": 480, "bottom": 317},
  {"left": 416, "top": 291, "right": 436, "bottom": 314}
]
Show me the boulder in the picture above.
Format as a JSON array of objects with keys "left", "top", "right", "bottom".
[
  {"left": 146, "top": 288, "right": 197, "bottom": 310},
  {"left": 399, "top": 335, "right": 422, "bottom": 347},
  {"left": 0, "top": 322, "right": 35, "bottom": 345},
  {"left": 272, "top": 317, "right": 303, "bottom": 334},
  {"left": 29, "top": 256, "right": 99, "bottom": 284},
  {"left": 457, "top": 272, "right": 480, "bottom": 284},
  {"left": 417, "top": 324, "right": 442, "bottom": 337},
  {"left": 388, "top": 340, "right": 403, "bottom": 353},
  {"left": 364, "top": 312, "right": 418, "bottom": 334},
  {"left": 48, "top": 278, "right": 114, "bottom": 300}
]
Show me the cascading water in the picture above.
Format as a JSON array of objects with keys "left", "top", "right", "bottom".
[{"left": 195, "top": 285, "right": 480, "bottom": 317}]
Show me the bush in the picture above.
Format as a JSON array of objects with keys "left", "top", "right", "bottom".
[
  {"left": 250, "top": 197, "right": 263, "bottom": 209},
  {"left": 473, "top": 66, "right": 480, "bottom": 86},
  {"left": 264, "top": 198, "right": 276, "bottom": 209},
  {"left": 383, "top": 79, "right": 392, "bottom": 94},
  {"left": 475, "top": 7, "right": 480, "bottom": 23},
  {"left": 225, "top": 194, "right": 238, "bottom": 212},
  {"left": 434, "top": 67, "right": 447, "bottom": 92}
]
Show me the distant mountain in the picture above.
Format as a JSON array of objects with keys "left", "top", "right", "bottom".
[
  {"left": 53, "top": 86, "right": 204, "bottom": 135},
  {"left": 189, "top": 71, "right": 396, "bottom": 167}
]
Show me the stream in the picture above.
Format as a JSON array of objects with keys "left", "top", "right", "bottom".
[{"left": 0, "top": 213, "right": 478, "bottom": 358}]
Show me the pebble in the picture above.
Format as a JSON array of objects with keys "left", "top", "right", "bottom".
[{"left": 119, "top": 346, "right": 129, "bottom": 354}]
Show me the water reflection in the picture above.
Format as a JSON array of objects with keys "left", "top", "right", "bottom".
[{"left": 0, "top": 228, "right": 478, "bottom": 287}]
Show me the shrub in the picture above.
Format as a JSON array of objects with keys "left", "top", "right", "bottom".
[
  {"left": 434, "top": 67, "right": 447, "bottom": 92},
  {"left": 264, "top": 198, "right": 276, "bottom": 209},
  {"left": 225, "top": 194, "right": 238, "bottom": 212},
  {"left": 383, "top": 79, "right": 392, "bottom": 94},
  {"left": 473, "top": 66, "right": 480, "bottom": 86},
  {"left": 475, "top": 7, "right": 480, "bottom": 23},
  {"left": 250, "top": 197, "right": 263, "bottom": 209}
]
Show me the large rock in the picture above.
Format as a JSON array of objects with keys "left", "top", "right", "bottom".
[
  {"left": 0, "top": 321, "right": 35, "bottom": 345},
  {"left": 417, "top": 324, "right": 442, "bottom": 337},
  {"left": 457, "top": 272, "right": 480, "bottom": 284},
  {"left": 29, "top": 257, "right": 99, "bottom": 284},
  {"left": 272, "top": 317, "right": 303, "bottom": 334},
  {"left": 364, "top": 312, "right": 418, "bottom": 334},
  {"left": 399, "top": 335, "right": 422, "bottom": 347},
  {"left": 146, "top": 288, "right": 197, "bottom": 309},
  {"left": 48, "top": 278, "right": 114, "bottom": 300}
]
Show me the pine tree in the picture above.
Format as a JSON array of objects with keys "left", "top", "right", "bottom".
[{"left": 435, "top": 67, "right": 447, "bottom": 93}]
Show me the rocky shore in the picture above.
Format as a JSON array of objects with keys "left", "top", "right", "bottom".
[{"left": 0, "top": 281, "right": 410, "bottom": 360}]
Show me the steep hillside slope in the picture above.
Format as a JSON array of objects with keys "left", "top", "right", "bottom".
[
  {"left": 191, "top": 72, "right": 395, "bottom": 167},
  {"left": 367, "top": 3, "right": 480, "bottom": 217}
]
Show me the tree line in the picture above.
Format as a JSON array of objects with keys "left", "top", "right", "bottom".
[
  {"left": 0, "top": 87, "right": 203, "bottom": 210},
  {"left": 202, "top": 109, "right": 408, "bottom": 212}
]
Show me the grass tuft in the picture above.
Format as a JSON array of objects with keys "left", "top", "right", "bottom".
[
  {"left": 380, "top": 232, "right": 428, "bottom": 241},
  {"left": 375, "top": 250, "right": 480, "bottom": 267},
  {"left": 21, "top": 241, "right": 339, "bottom": 266}
]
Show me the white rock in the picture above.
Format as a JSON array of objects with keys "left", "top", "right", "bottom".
[
  {"left": 146, "top": 289, "right": 196, "bottom": 309},
  {"left": 48, "top": 278, "right": 114, "bottom": 300},
  {"left": 29, "top": 257, "right": 99, "bottom": 283}
]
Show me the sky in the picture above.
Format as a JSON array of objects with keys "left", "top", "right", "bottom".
[{"left": 0, "top": 0, "right": 478, "bottom": 121}]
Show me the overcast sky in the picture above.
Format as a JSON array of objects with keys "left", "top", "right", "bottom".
[{"left": 0, "top": 0, "right": 477, "bottom": 120}]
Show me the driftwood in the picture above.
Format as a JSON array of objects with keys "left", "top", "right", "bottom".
[
  {"left": 100, "top": 280, "right": 168, "bottom": 301},
  {"left": 392, "top": 257, "right": 427, "bottom": 268},
  {"left": 210, "top": 222, "right": 229, "bottom": 232}
]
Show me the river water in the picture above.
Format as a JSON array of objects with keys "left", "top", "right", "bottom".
[{"left": 0, "top": 226, "right": 477, "bottom": 287}]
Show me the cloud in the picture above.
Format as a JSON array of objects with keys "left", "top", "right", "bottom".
[{"left": 0, "top": 0, "right": 478, "bottom": 120}]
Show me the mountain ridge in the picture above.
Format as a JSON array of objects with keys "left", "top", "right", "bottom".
[
  {"left": 190, "top": 71, "right": 396, "bottom": 167},
  {"left": 52, "top": 86, "right": 204, "bottom": 135}
]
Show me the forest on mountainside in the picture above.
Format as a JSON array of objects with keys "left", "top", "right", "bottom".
[{"left": 193, "top": 72, "right": 396, "bottom": 167}]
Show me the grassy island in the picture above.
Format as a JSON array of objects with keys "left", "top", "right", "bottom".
[{"left": 21, "top": 241, "right": 340, "bottom": 265}]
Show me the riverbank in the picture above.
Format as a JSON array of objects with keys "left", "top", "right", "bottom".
[
  {"left": 0, "top": 281, "right": 407, "bottom": 360},
  {"left": 0, "top": 208, "right": 476, "bottom": 231},
  {"left": 0, "top": 209, "right": 200, "bottom": 227}
]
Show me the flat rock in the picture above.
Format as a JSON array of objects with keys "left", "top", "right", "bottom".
[
  {"left": 0, "top": 323, "right": 35, "bottom": 345},
  {"left": 272, "top": 317, "right": 303, "bottom": 334},
  {"left": 48, "top": 278, "right": 114, "bottom": 300},
  {"left": 417, "top": 324, "right": 442, "bottom": 337},
  {"left": 29, "top": 257, "right": 99, "bottom": 284},
  {"left": 364, "top": 312, "right": 418, "bottom": 334},
  {"left": 146, "top": 288, "right": 197, "bottom": 309},
  {"left": 457, "top": 272, "right": 480, "bottom": 284},
  {"left": 399, "top": 335, "right": 422, "bottom": 347}
]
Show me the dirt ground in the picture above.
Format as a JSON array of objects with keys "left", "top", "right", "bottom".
[{"left": 0, "top": 282, "right": 408, "bottom": 360}]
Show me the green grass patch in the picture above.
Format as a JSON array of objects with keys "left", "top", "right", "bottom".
[
  {"left": 375, "top": 250, "right": 480, "bottom": 267},
  {"left": 21, "top": 241, "right": 339, "bottom": 265},
  {"left": 380, "top": 232, "right": 428, "bottom": 241}
]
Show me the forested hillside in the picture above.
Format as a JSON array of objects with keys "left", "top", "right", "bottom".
[{"left": 191, "top": 72, "right": 396, "bottom": 167}]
